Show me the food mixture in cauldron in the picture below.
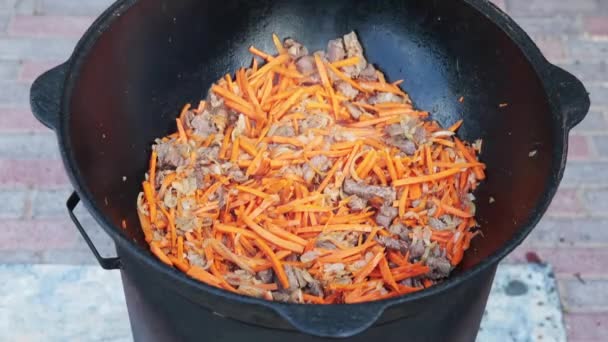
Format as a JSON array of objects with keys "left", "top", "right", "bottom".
[{"left": 137, "top": 32, "right": 485, "bottom": 304}]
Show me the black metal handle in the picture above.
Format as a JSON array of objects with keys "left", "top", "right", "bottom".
[
  {"left": 67, "top": 192, "right": 121, "bottom": 270},
  {"left": 273, "top": 302, "right": 387, "bottom": 338},
  {"left": 30, "top": 62, "right": 68, "bottom": 130},
  {"left": 544, "top": 64, "right": 590, "bottom": 130}
]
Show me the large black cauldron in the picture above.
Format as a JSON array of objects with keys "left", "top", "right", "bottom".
[{"left": 30, "top": 0, "right": 589, "bottom": 341}]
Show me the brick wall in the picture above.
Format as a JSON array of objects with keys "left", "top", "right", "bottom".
[{"left": 0, "top": 0, "right": 606, "bottom": 340}]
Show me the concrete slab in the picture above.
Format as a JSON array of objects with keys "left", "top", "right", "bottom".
[{"left": 0, "top": 263, "right": 565, "bottom": 341}]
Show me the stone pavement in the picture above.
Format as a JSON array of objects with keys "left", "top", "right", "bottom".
[
  {"left": 0, "top": 0, "right": 606, "bottom": 340},
  {"left": 0, "top": 264, "right": 566, "bottom": 342}
]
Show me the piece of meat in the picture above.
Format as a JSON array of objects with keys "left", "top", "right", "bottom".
[
  {"left": 182, "top": 110, "right": 197, "bottom": 129},
  {"left": 190, "top": 112, "right": 218, "bottom": 137},
  {"left": 238, "top": 285, "right": 267, "bottom": 298},
  {"left": 284, "top": 265, "right": 300, "bottom": 290},
  {"left": 315, "top": 240, "right": 337, "bottom": 250},
  {"left": 375, "top": 204, "right": 398, "bottom": 228},
  {"left": 207, "top": 91, "right": 223, "bottom": 108},
  {"left": 369, "top": 92, "right": 404, "bottom": 104},
  {"left": 327, "top": 38, "right": 346, "bottom": 62},
  {"left": 302, "top": 164, "right": 315, "bottom": 184},
  {"left": 344, "top": 102, "right": 362, "bottom": 119},
  {"left": 412, "top": 126, "right": 428, "bottom": 145},
  {"left": 388, "top": 136, "right": 417, "bottom": 155},
  {"left": 342, "top": 31, "right": 367, "bottom": 78},
  {"left": 343, "top": 179, "right": 397, "bottom": 203},
  {"left": 307, "top": 280, "right": 324, "bottom": 297},
  {"left": 300, "top": 250, "right": 320, "bottom": 263},
  {"left": 389, "top": 223, "right": 411, "bottom": 241},
  {"left": 336, "top": 81, "right": 359, "bottom": 99},
  {"left": 428, "top": 217, "right": 447, "bottom": 230},
  {"left": 227, "top": 167, "right": 248, "bottom": 183},
  {"left": 284, "top": 38, "right": 309, "bottom": 59},
  {"left": 409, "top": 240, "right": 426, "bottom": 260},
  {"left": 155, "top": 140, "right": 187, "bottom": 169},
  {"left": 295, "top": 55, "right": 316, "bottom": 74},
  {"left": 272, "top": 291, "right": 292, "bottom": 302},
  {"left": 309, "top": 155, "right": 330, "bottom": 172},
  {"left": 299, "top": 114, "right": 331, "bottom": 131},
  {"left": 256, "top": 269, "right": 273, "bottom": 283},
  {"left": 359, "top": 64, "right": 378, "bottom": 81},
  {"left": 376, "top": 236, "right": 409, "bottom": 253},
  {"left": 426, "top": 255, "right": 452, "bottom": 279},
  {"left": 269, "top": 124, "right": 296, "bottom": 137},
  {"left": 348, "top": 195, "right": 367, "bottom": 211}
]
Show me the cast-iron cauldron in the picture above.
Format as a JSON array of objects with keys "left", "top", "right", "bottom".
[{"left": 30, "top": 0, "right": 589, "bottom": 341}]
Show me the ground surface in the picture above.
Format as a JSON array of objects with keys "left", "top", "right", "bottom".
[
  {"left": 0, "top": 1, "right": 606, "bottom": 340},
  {"left": 0, "top": 264, "right": 564, "bottom": 342}
]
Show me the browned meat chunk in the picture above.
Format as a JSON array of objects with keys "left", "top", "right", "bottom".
[
  {"left": 257, "top": 269, "right": 274, "bottom": 283},
  {"left": 369, "top": 92, "right": 404, "bottom": 104},
  {"left": 336, "top": 81, "right": 359, "bottom": 99},
  {"left": 227, "top": 167, "right": 248, "bottom": 183},
  {"left": 428, "top": 217, "right": 447, "bottom": 230},
  {"left": 412, "top": 126, "right": 428, "bottom": 145},
  {"left": 296, "top": 55, "right": 314, "bottom": 72},
  {"left": 388, "top": 136, "right": 416, "bottom": 155},
  {"left": 347, "top": 195, "right": 367, "bottom": 211},
  {"left": 359, "top": 64, "right": 378, "bottom": 81},
  {"left": 299, "top": 114, "right": 331, "bottom": 131},
  {"left": 309, "top": 155, "right": 330, "bottom": 172},
  {"left": 307, "top": 280, "right": 324, "bottom": 297},
  {"left": 155, "top": 140, "right": 187, "bottom": 169},
  {"left": 284, "top": 38, "right": 309, "bottom": 59},
  {"left": 269, "top": 124, "right": 296, "bottom": 137},
  {"left": 190, "top": 113, "right": 218, "bottom": 137},
  {"left": 409, "top": 240, "right": 426, "bottom": 260},
  {"left": 376, "top": 235, "right": 409, "bottom": 253},
  {"left": 343, "top": 179, "right": 396, "bottom": 203},
  {"left": 327, "top": 38, "right": 346, "bottom": 62},
  {"left": 375, "top": 204, "right": 398, "bottom": 228},
  {"left": 344, "top": 102, "right": 363, "bottom": 119},
  {"left": 389, "top": 223, "right": 411, "bottom": 241},
  {"left": 426, "top": 255, "right": 452, "bottom": 279},
  {"left": 342, "top": 31, "right": 367, "bottom": 77}
]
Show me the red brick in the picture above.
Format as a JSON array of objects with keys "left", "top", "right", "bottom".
[
  {"left": 18, "top": 60, "right": 62, "bottom": 83},
  {"left": 546, "top": 188, "right": 584, "bottom": 217},
  {"left": 0, "top": 159, "right": 69, "bottom": 188},
  {"left": 8, "top": 15, "right": 94, "bottom": 38},
  {"left": 507, "top": 247, "right": 608, "bottom": 275},
  {"left": 0, "top": 107, "right": 46, "bottom": 132},
  {"left": 565, "top": 313, "right": 608, "bottom": 341},
  {"left": 0, "top": 218, "right": 80, "bottom": 251},
  {"left": 584, "top": 16, "right": 608, "bottom": 36},
  {"left": 568, "top": 135, "right": 592, "bottom": 161}
]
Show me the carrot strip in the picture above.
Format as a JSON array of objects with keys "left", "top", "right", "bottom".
[
  {"left": 249, "top": 46, "right": 274, "bottom": 61},
  {"left": 394, "top": 167, "right": 467, "bottom": 186},
  {"left": 253, "top": 237, "right": 290, "bottom": 289},
  {"left": 243, "top": 216, "right": 304, "bottom": 253},
  {"left": 354, "top": 248, "right": 385, "bottom": 283}
]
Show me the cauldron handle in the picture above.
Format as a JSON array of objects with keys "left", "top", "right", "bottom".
[
  {"left": 67, "top": 192, "right": 121, "bottom": 270},
  {"left": 30, "top": 62, "right": 68, "bottom": 130},
  {"left": 543, "top": 64, "right": 590, "bottom": 130},
  {"left": 273, "top": 301, "right": 387, "bottom": 338}
]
